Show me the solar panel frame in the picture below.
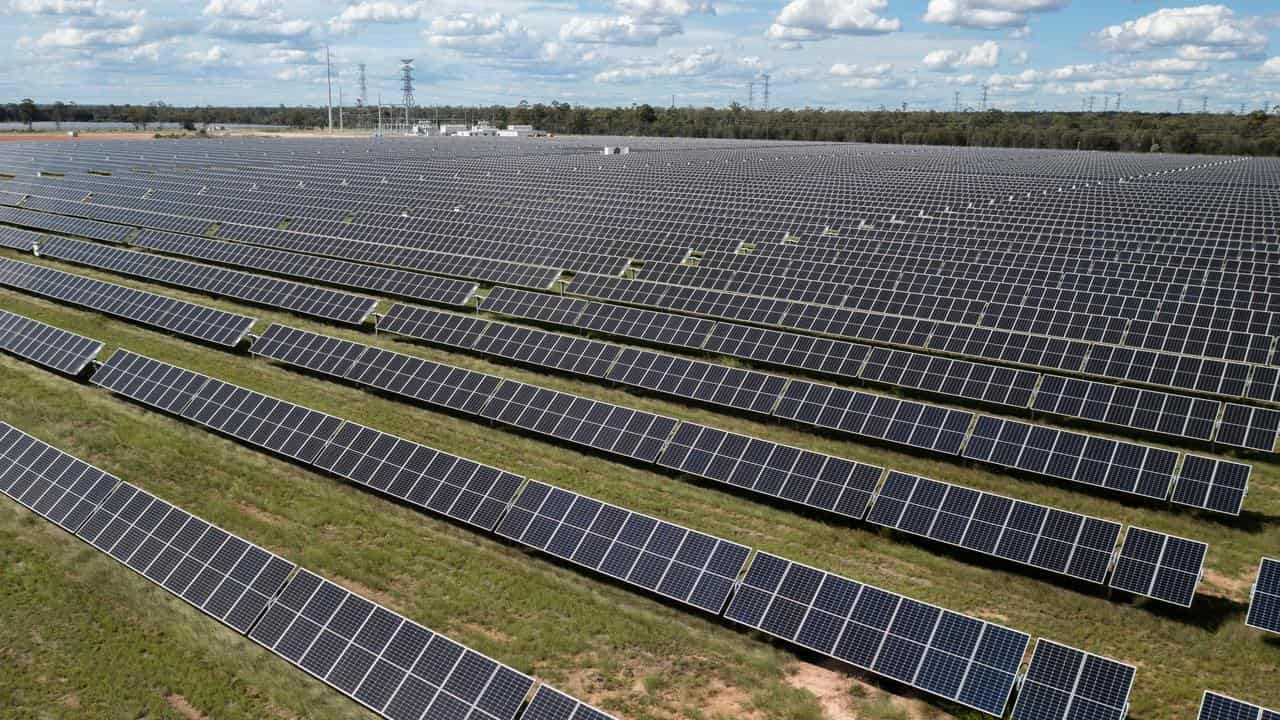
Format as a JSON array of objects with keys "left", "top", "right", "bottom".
[
  {"left": 1199, "top": 691, "right": 1280, "bottom": 720},
  {"left": 0, "top": 309, "right": 103, "bottom": 375},
  {"left": 1109, "top": 526, "right": 1207, "bottom": 608},
  {"left": 76, "top": 480, "right": 298, "bottom": 633},
  {"left": 1010, "top": 638, "right": 1136, "bottom": 720},
  {"left": 0, "top": 421, "right": 120, "bottom": 533},
  {"left": 722, "top": 551, "right": 1030, "bottom": 718},
  {"left": 496, "top": 479, "right": 751, "bottom": 614},
  {"left": 866, "top": 471, "right": 1121, "bottom": 584},
  {"left": 520, "top": 685, "right": 619, "bottom": 720},
  {"left": 311, "top": 420, "right": 524, "bottom": 532},
  {"left": 1170, "top": 455, "right": 1251, "bottom": 516},
  {"left": 90, "top": 348, "right": 213, "bottom": 415},
  {"left": 248, "top": 569, "right": 535, "bottom": 720},
  {"left": 657, "top": 421, "right": 884, "bottom": 520},
  {"left": 1245, "top": 557, "right": 1280, "bottom": 635}
]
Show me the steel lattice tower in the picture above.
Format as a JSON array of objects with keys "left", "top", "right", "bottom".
[
  {"left": 400, "top": 59, "right": 415, "bottom": 110},
  {"left": 357, "top": 63, "right": 368, "bottom": 107}
]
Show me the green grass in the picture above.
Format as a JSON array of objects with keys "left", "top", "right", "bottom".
[{"left": 1, "top": 251, "right": 1279, "bottom": 718}]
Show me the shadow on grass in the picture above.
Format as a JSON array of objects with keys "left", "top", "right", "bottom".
[{"left": 1107, "top": 589, "right": 1248, "bottom": 631}]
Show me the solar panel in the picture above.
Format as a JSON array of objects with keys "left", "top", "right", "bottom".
[
  {"left": 1032, "top": 374, "right": 1219, "bottom": 441},
  {"left": 657, "top": 421, "right": 884, "bottom": 519},
  {"left": 575, "top": 302, "right": 715, "bottom": 351},
  {"left": 472, "top": 323, "right": 621, "bottom": 379},
  {"left": 377, "top": 303, "right": 492, "bottom": 349},
  {"left": 1199, "top": 691, "right": 1280, "bottom": 720},
  {"left": 775, "top": 380, "right": 973, "bottom": 455},
  {"left": 77, "top": 481, "right": 296, "bottom": 633},
  {"left": 1217, "top": 404, "right": 1280, "bottom": 452},
  {"left": 496, "top": 480, "right": 750, "bottom": 614},
  {"left": 606, "top": 348, "right": 786, "bottom": 414},
  {"left": 132, "top": 229, "right": 478, "bottom": 308},
  {"left": 248, "top": 569, "right": 535, "bottom": 720},
  {"left": 1010, "top": 639, "right": 1136, "bottom": 720},
  {"left": 479, "top": 286, "right": 588, "bottom": 325},
  {"left": 860, "top": 347, "right": 1038, "bottom": 409},
  {"left": 962, "top": 416, "right": 1177, "bottom": 501},
  {"left": 521, "top": 685, "right": 619, "bottom": 720},
  {"left": 312, "top": 420, "right": 524, "bottom": 531},
  {"left": 0, "top": 309, "right": 102, "bottom": 375},
  {"left": 866, "top": 471, "right": 1121, "bottom": 584},
  {"left": 180, "top": 377, "right": 346, "bottom": 465},
  {"left": 1170, "top": 455, "right": 1251, "bottom": 516},
  {"left": 0, "top": 421, "right": 119, "bottom": 532},
  {"left": 723, "top": 551, "right": 1029, "bottom": 717},
  {"left": 250, "top": 324, "right": 503, "bottom": 416},
  {"left": 1109, "top": 526, "right": 1207, "bottom": 607},
  {"left": 703, "top": 322, "right": 869, "bottom": 379},
  {"left": 1245, "top": 557, "right": 1280, "bottom": 635},
  {"left": 37, "top": 235, "right": 378, "bottom": 326},
  {"left": 0, "top": 256, "right": 255, "bottom": 347},
  {"left": 480, "top": 380, "right": 677, "bottom": 463},
  {"left": 90, "top": 349, "right": 212, "bottom": 415}
]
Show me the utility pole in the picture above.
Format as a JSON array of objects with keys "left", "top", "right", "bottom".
[
  {"left": 1115, "top": 92, "right": 1122, "bottom": 112},
  {"left": 1088, "top": 95, "right": 1095, "bottom": 112},
  {"left": 325, "top": 46, "right": 333, "bottom": 133},
  {"left": 954, "top": 91, "right": 960, "bottom": 113},
  {"left": 338, "top": 87, "right": 343, "bottom": 131},
  {"left": 981, "top": 84, "right": 989, "bottom": 110},
  {"left": 377, "top": 93, "right": 382, "bottom": 134},
  {"left": 747, "top": 80, "right": 754, "bottom": 109},
  {"left": 1202, "top": 96, "right": 1208, "bottom": 113},
  {"left": 762, "top": 73, "right": 771, "bottom": 111}
]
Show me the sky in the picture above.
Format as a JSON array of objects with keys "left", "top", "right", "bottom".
[{"left": 2, "top": 0, "right": 1280, "bottom": 112}]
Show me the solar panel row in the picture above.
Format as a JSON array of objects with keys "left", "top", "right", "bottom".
[
  {"left": 1246, "top": 557, "right": 1280, "bottom": 635},
  {"left": 1109, "top": 526, "right": 1208, "bottom": 607},
  {"left": 1199, "top": 691, "right": 1280, "bottom": 720},
  {"left": 0, "top": 256, "right": 255, "bottom": 346},
  {"left": 0, "top": 308, "right": 102, "bottom": 375},
  {"left": 89, "top": 349, "right": 523, "bottom": 532},
  {"left": 0, "top": 422, "right": 615, "bottom": 720},
  {"left": 723, "top": 551, "right": 1031, "bottom": 717},
  {"left": 1011, "top": 639, "right": 1136, "bottom": 720},
  {"left": 36, "top": 235, "right": 378, "bottom": 325},
  {"left": 475, "top": 290, "right": 1267, "bottom": 449}
]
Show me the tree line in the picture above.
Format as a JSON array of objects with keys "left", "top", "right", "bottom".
[{"left": 6, "top": 98, "right": 1280, "bottom": 156}]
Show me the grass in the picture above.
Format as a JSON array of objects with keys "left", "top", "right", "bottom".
[{"left": 1, "top": 251, "right": 1279, "bottom": 718}]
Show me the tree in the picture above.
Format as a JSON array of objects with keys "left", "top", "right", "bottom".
[
  {"left": 125, "top": 104, "right": 150, "bottom": 129},
  {"left": 17, "top": 98, "right": 36, "bottom": 130},
  {"left": 51, "top": 101, "right": 66, "bottom": 130}
]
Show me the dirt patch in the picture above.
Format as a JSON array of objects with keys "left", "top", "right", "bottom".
[
  {"left": 970, "top": 608, "right": 1011, "bottom": 624},
  {"left": 59, "top": 693, "right": 80, "bottom": 709},
  {"left": 787, "top": 663, "right": 858, "bottom": 719},
  {"left": 786, "top": 662, "right": 947, "bottom": 720},
  {"left": 234, "top": 501, "right": 289, "bottom": 527},
  {"left": 329, "top": 575, "right": 397, "bottom": 609},
  {"left": 459, "top": 622, "right": 513, "bottom": 644},
  {"left": 701, "top": 678, "right": 763, "bottom": 720},
  {"left": 1203, "top": 568, "right": 1253, "bottom": 600},
  {"left": 165, "top": 694, "right": 207, "bottom": 720}
]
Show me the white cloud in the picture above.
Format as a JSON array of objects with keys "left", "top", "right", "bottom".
[
  {"left": 205, "top": 18, "right": 315, "bottom": 42},
  {"left": 9, "top": 0, "right": 97, "bottom": 15},
  {"left": 922, "top": 40, "right": 1000, "bottom": 71},
  {"left": 1012, "top": 49, "right": 1028, "bottom": 64},
  {"left": 1259, "top": 57, "right": 1280, "bottom": 76},
  {"left": 1097, "top": 5, "right": 1267, "bottom": 58},
  {"left": 425, "top": 13, "right": 540, "bottom": 55},
  {"left": 185, "top": 45, "right": 229, "bottom": 64},
  {"left": 594, "top": 46, "right": 721, "bottom": 81},
  {"left": 201, "top": 0, "right": 280, "bottom": 21},
  {"left": 30, "top": 22, "right": 143, "bottom": 48},
  {"left": 328, "top": 1, "right": 424, "bottom": 33},
  {"left": 766, "top": 0, "right": 900, "bottom": 44},
  {"left": 560, "top": 15, "right": 682, "bottom": 46},
  {"left": 923, "top": 0, "right": 1068, "bottom": 30},
  {"left": 614, "top": 0, "right": 714, "bottom": 17},
  {"left": 830, "top": 62, "right": 900, "bottom": 88}
]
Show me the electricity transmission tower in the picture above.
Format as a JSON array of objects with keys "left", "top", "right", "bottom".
[
  {"left": 357, "top": 63, "right": 367, "bottom": 107},
  {"left": 761, "top": 74, "right": 770, "bottom": 111},
  {"left": 400, "top": 58, "right": 415, "bottom": 126}
]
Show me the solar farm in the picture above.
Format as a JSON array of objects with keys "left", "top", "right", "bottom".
[{"left": 0, "top": 135, "right": 1278, "bottom": 720}]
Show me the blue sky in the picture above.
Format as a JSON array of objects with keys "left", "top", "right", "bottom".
[{"left": 3, "top": 0, "right": 1279, "bottom": 112}]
